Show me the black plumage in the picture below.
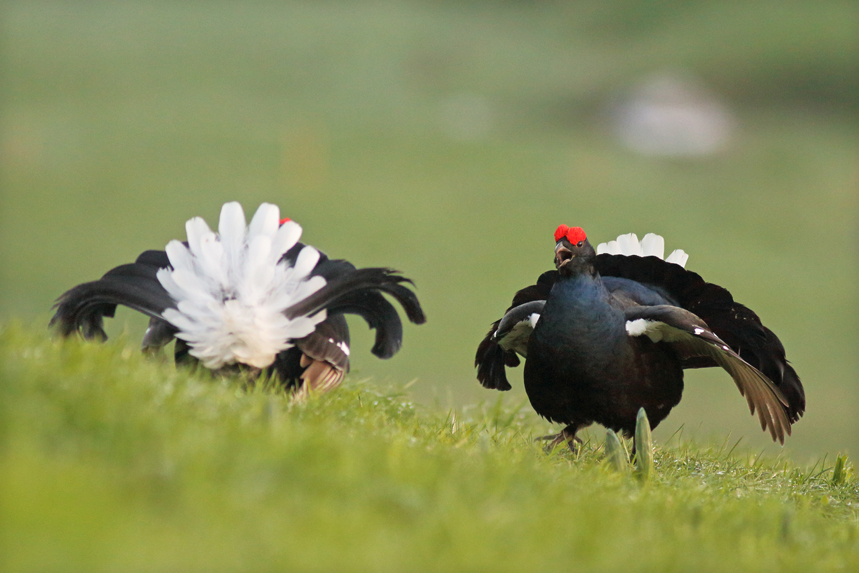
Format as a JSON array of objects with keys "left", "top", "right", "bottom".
[{"left": 475, "top": 226, "right": 804, "bottom": 447}]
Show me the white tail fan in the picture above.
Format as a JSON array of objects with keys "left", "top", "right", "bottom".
[
  {"left": 157, "top": 202, "right": 327, "bottom": 369},
  {"left": 597, "top": 232, "right": 689, "bottom": 268}
]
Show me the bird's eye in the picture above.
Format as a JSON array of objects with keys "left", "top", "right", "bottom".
[{"left": 577, "top": 241, "right": 584, "bottom": 247}]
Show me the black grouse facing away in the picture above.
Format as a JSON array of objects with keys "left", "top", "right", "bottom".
[
  {"left": 51, "top": 202, "right": 426, "bottom": 394},
  {"left": 476, "top": 225, "right": 804, "bottom": 450}
]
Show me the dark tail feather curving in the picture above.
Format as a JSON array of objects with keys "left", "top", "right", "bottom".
[
  {"left": 284, "top": 267, "right": 425, "bottom": 359},
  {"left": 50, "top": 263, "right": 175, "bottom": 341},
  {"left": 367, "top": 281, "right": 426, "bottom": 326},
  {"left": 328, "top": 291, "right": 404, "bottom": 358}
]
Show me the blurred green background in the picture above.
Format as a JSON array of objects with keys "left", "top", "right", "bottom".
[{"left": 2, "top": 1, "right": 856, "bottom": 460}]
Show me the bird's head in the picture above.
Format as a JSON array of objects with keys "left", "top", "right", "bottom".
[{"left": 553, "top": 225, "right": 595, "bottom": 275}]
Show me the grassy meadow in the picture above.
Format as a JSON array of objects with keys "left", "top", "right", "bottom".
[
  {"left": 2, "top": 325, "right": 858, "bottom": 571},
  {"left": 1, "top": 1, "right": 857, "bottom": 569}
]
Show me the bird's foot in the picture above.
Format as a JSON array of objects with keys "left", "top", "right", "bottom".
[{"left": 535, "top": 425, "right": 582, "bottom": 453}]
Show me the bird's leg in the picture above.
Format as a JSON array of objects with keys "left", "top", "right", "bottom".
[{"left": 535, "top": 424, "right": 582, "bottom": 453}]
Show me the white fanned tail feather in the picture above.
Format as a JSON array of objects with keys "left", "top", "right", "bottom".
[
  {"left": 157, "top": 202, "right": 327, "bottom": 370},
  {"left": 596, "top": 232, "right": 689, "bottom": 268}
]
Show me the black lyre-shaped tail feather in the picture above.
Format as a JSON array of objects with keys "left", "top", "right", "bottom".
[
  {"left": 285, "top": 266, "right": 426, "bottom": 359},
  {"left": 328, "top": 291, "right": 406, "bottom": 359},
  {"left": 50, "top": 251, "right": 175, "bottom": 341},
  {"left": 286, "top": 246, "right": 425, "bottom": 359}
]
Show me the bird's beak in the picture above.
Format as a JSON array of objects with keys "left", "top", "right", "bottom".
[{"left": 555, "top": 243, "right": 573, "bottom": 268}]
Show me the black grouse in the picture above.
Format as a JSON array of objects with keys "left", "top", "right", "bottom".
[
  {"left": 476, "top": 225, "right": 804, "bottom": 449},
  {"left": 51, "top": 201, "right": 426, "bottom": 394}
]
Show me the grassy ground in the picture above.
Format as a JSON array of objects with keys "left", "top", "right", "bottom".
[
  {"left": 2, "top": 323, "right": 858, "bottom": 572},
  {"left": 2, "top": 13, "right": 858, "bottom": 570},
  {"left": 2, "top": 1, "right": 857, "bottom": 460},
  {"left": 2, "top": 3, "right": 857, "bottom": 569}
]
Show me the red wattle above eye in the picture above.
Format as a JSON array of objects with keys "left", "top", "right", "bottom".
[
  {"left": 566, "top": 227, "right": 586, "bottom": 244},
  {"left": 555, "top": 225, "right": 586, "bottom": 244}
]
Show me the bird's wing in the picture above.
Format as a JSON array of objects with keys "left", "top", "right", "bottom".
[
  {"left": 475, "top": 320, "right": 516, "bottom": 391},
  {"left": 475, "top": 272, "right": 558, "bottom": 391},
  {"left": 295, "top": 314, "right": 350, "bottom": 374},
  {"left": 624, "top": 304, "right": 791, "bottom": 444},
  {"left": 494, "top": 300, "right": 546, "bottom": 357},
  {"left": 598, "top": 253, "right": 804, "bottom": 422},
  {"left": 272, "top": 314, "right": 350, "bottom": 394}
]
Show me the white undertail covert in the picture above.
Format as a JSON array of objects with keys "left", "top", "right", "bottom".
[
  {"left": 157, "top": 202, "right": 327, "bottom": 369},
  {"left": 597, "top": 232, "right": 689, "bottom": 268}
]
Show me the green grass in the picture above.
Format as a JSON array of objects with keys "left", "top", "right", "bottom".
[
  {"left": 2, "top": 3, "right": 857, "bottom": 569},
  {"left": 2, "top": 323, "right": 858, "bottom": 572},
  {"left": 2, "top": 1, "right": 857, "bottom": 460}
]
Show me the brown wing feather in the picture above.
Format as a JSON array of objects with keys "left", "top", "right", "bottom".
[{"left": 625, "top": 305, "right": 791, "bottom": 444}]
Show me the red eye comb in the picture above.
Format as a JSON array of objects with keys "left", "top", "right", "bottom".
[
  {"left": 279, "top": 217, "right": 291, "bottom": 225},
  {"left": 554, "top": 225, "right": 586, "bottom": 244}
]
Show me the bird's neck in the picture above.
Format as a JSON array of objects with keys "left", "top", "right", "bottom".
[
  {"left": 540, "top": 269, "right": 623, "bottom": 340},
  {"left": 550, "top": 269, "right": 607, "bottom": 312},
  {"left": 533, "top": 269, "right": 628, "bottom": 376}
]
